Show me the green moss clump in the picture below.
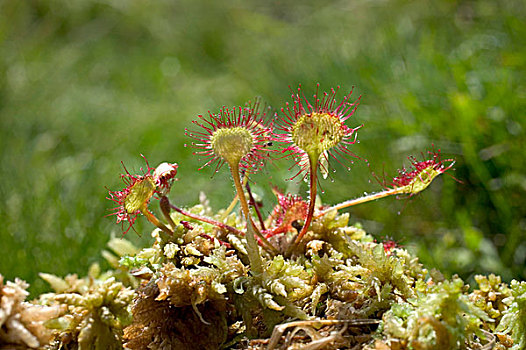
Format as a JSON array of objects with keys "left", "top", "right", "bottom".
[
  {"left": 496, "top": 280, "right": 526, "bottom": 350},
  {"left": 2, "top": 200, "right": 525, "bottom": 349},
  {"left": 39, "top": 272, "right": 134, "bottom": 350}
]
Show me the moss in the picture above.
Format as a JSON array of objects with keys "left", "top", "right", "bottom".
[
  {"left": 496, "top": 280, "right": 526, "bottom": 350},
  {"left": 2, "top": 202, "right": 523, "bottom": 349},
  {"left": 41, "top": 275, "right": 134, "bottom": 350},
  {"left": 0, "top": 274, "right": 62, "bottom": 349},
  {"left": 123, "top": 282, "right": 228, "bottom": 350}
]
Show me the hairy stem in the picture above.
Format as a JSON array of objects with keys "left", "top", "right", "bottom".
[
  {"left": 315, "top": 187, "right": 405, "bottom": 218},
  {"left": 230, "top": 163, "right": 252, "bottom": 223},
  {"left": 229, "top": 163, "right": 277, "bottom": 255},
  {"left": 219, "top": 175, "right": 247, "bottom": 220},
  {"left": 293, "top": 155, "right": 318, "bottom": 246}
]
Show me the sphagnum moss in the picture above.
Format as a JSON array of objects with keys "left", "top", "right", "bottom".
[{"left": 1, "top": 84, "right": 521, "bottom": 350}]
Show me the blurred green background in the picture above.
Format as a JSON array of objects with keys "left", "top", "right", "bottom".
[{"left": 1, "top": 0, "right": 525, "bottom": 296}]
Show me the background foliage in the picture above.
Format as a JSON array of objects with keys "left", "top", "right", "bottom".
[{"left": 1, "top": 0, "right": 525, "bottom": 296}]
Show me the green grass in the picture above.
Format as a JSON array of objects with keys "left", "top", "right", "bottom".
[{"left": 1, "top": 0, "right": 525, "bottom": 296}]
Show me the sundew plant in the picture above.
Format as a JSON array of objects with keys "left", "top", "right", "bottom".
[{"left": 2, "top": 85, "right": 525, "bottom": 350}]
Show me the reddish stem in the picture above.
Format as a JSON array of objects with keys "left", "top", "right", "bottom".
[
  {"left": 159, "top": 196, "right": 176, "bottom": 228},
  {"left": 168, "top": 202, "right": 244, "bottom": 237},
  {"left": 246, "top": 180, "right": 266, "bottom": 231},
  {"left": 293, "top": 155, "right": 318, "bottom": 246}
]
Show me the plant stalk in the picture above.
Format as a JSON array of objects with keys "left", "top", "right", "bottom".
[
  {"left": 140, "top": 207, "right": 173, "bottom": 236},
  {"left": 293, "top": 154, "right": 318, "bottom": 246},
  {"left": 229, "top": 163, "right": 278, "bottom": 255},
  {"left": 159, "top": 196, "right": 176, "bottom": 229},
  {"left": 168, "top": 202, "right": 244, "bottom": 237},
  {"left": 315, "top": 187, "right": 405, "bottom": 218},
  {"left": 219, "top": 175, "right": 247, "bottom": 220},
  {"left": 246, "top": 179, "right": 266, "bottom": 231}
]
